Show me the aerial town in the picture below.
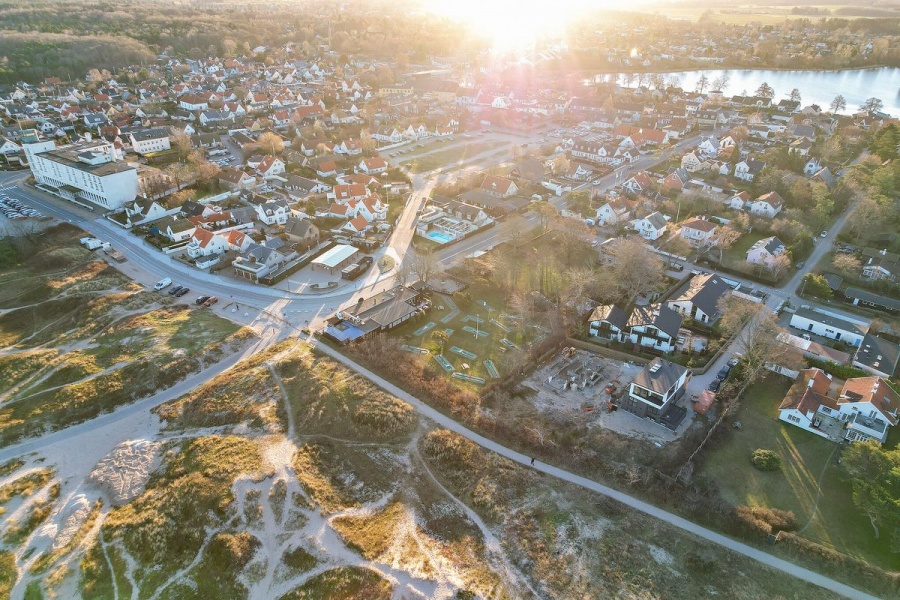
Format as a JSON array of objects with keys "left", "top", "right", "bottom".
[{"left": 0, "top": 0, "right": 897, "bottom": 598}]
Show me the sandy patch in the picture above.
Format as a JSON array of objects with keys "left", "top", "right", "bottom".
[{"left": 87, "top": 439, "right": 162, "bottom": 505}]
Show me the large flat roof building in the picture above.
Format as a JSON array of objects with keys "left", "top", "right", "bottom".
[{"left": 22, "top": 130, "right": 138, "bottom": 210}]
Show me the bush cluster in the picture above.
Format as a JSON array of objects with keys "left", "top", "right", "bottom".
[{"left": 751, "top": 448, "right": 782, "bottom": 471}]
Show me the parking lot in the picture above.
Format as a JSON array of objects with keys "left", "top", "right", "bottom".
[{"left": 0, "top": 190, "right": 52, "bottom": 235}]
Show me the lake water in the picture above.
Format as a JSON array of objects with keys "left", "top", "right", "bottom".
[{"left": 615, "top": 68, "right": 900, "bottom": 115}]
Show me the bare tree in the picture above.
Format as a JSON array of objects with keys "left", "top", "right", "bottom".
[
  {"left": 604, "top": 237, "right": 665, "bottom": 302},
  {"left": 767, "top": 253, "right": 793, "bottom": 279},
  {"left": 832, "top": 253, "right": 861, "bottom": 275},
  {"left": 713, "top": 225, "right": 741, "bottom": 262}
]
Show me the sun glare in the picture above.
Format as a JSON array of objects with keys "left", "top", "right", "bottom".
[{"left": 426, "top": 0, "right": 596, "bottom": 53}]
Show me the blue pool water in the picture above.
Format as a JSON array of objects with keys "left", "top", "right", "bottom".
[{"left": 425, "top": 231, "right": 455, "bottom": 244}]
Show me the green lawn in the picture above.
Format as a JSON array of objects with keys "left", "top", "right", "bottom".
[
  {"left": 703, "top": 374, "right": 897, "bottom": 570},
  {"left": 722, "top": 231, "right": 767, "bottom": 268}
]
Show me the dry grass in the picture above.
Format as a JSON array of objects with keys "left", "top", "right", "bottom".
[
  {"left": 293, "top": 442, "right": 402, "bottom": 513},
  {"left": 278, "top": 566, "right": 392, "bottom": 600},
  {"left": 0, "top": 469, "right": 54, "bottom": 504},
  {"left": 277, "top": 346, "right": 416, "bottom": 444},
  {"left": 420, "top": 428, "right": 844, "bottom": 599},
  {"left": 331, "top": 501, "right": 406, "bottom": 559},
  {"left": 155, "top": 341, "right": 290, "bottom": 430},
  {"left": 102, "top": 435, "right": 264, "bottom": 593}
]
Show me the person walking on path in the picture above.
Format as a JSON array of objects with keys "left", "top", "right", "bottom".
[{"left": 530, "top": 457, "right": 535, "bottom": 465}]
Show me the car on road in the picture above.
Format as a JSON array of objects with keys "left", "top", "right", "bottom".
[
  {"left": 154, "top": 277, "right": 172, "bottom": 291},
  {"left": 175, "top": 287, "right": 190, "bottom": 297},
  {"left": 707, "top": 379, "right": 722, "bottom": 392},
  {"left": 167, "top": 285, "right": 184, "bottom": 296},
  {"left": 795, "top": 261, "right": 805, "bottom": 269},
  {"left": 716, "top": 365, "right": 732, "bottom": 380},
  {"left": 820, "top": 231, "right": 828, "bottom": 238},
  {"left": 202, "top": 296, "right": 219, "bottom": 307},
  {"left": 195, "top": 295, "right": 210, "bottom": 305},
  {"left": 728, "top": 357, "right": 740, "bottom": 367}
]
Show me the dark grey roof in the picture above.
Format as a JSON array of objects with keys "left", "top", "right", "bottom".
[
  {"left": 667, "top": 273, "right": 731, "bottom": 321},
  {"left": 654, "top": 305, "right": 684, "bottom": 340},
  {"left": 129, "top": 127, "right": 169, "bottom": 142},
  {"left": 632, "top": 358, "right": 688, "bottom": 394},
  {"left": 763, "top": 236, "right": 786, "bottom": 255},
  {"left": 744, "top": 158, "right": 766, "bottom": 173},
  {"left": 589, "top": 304, "right": 629, "bottom": 330},
  {"left": 645, "top": 211, "right": 668, "bottom": 230},
  {"left": 854, "top": 333, "right": 900, "bottom": 376}
]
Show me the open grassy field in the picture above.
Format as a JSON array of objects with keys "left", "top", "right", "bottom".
[
  {"left": 0, "top": 225, "right": 254, "bottom": 446},
  {"left": 701, "top": 374, "right": 899, "bottom": 571},
  {"left": 405, "top": 141, "right": 506, "bottom": 173}
]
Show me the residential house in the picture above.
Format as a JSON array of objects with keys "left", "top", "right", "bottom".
[
  {"left": 588, "top": 304, "right": 630, "bottom": 340},
  {"left": 861, "top": 248, "right": 898, "bottom": 281},
  {"left": 734, "top": 158, "right": 766, "bottom": 182},
  {"left": 124, "top": 198, "right": 168, "bottom": 224},
  {"left": 357, "top": 156, "right": 387, "bottom": 175},
  {"left": 662, "top": 168, "right": 690, "bottom": 192},
  {"left": 622, "top": 172, "right": 653, "bottom": 195},
  {"left": 218, "top": 168, "right": 257, "bottom": 189},
  {"left": 778, "top": 369, "right": 899, "bottom": 444},
  {"left": 284, "top": 218, "right": 320, "bottom": 248},
  {"left": 595, "top": 197, "right": 636, "bottom": 226},
  {"left": 186, "top": 227, "right": 229, "bottom": 258},
  {"left": 254, "top": 199, "right": 290, "bottom": 225},
  {"left": 150, "top": 215, "right": 195, "bottom": 242},
  {"left": 631, "top": 211, "right": 668, "bottom": 241},
  {"left": 624, "top": 304, "right": 683, "bottom": 353},
  {"left": 679, "top": 218, "right": 718, "bottom": 248},
  {"left": 789, "top": 307, "right": 867, "bottom": 347},
  {"left": 853, "top": 332, "right": 900, "bottom": 379},
  {"left": 746, "top": 236, "right": 787, "bottom": 269},
  {"left": 681, "top": 152, "right": 704, "bottom": 172},
  {"left": 623, "top": 358, "right": 691, "bottom": 423},
  {"left": 128, "top": 128, "right": 170, "bottom": 155},
  {"left": 667, "top": 273, "right": 732, "bottom": 324},
  {"left": 257, "top": 155, "right": 285, "bottom": 178},
  {"left": 232, "top": 239, "right": 289, "bottom": 281},
  {"left": 480, "top": 175, "right": 518, "bottom": 198},
  {"left": 725, "top": 190, "right": 751, "bottom": 211},
  {"left": 747, "top": 191, "right": 784, "bottom": 218},
  {"left": 329, "top": 183, "right": 369, "bottom": 203}
]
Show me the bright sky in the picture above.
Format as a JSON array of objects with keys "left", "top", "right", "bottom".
[{"left": 425, "top": 0, "right": 599, "bottom": 53}]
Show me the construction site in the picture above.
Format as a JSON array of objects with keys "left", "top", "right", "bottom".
[{"left": 522, "top": 347, "right": 686, "bottom": 443}]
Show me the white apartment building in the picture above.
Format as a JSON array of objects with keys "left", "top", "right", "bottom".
[
  {"left": 22, "top": 130, "right": 138, "bottom": 210},
  {"left": 128, "top": 128, "right": 171, "bottom": 155}
]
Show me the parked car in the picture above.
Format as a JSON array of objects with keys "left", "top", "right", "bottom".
[
  {"left": 167, "top": 285, "right": 184, "bottom": 296},
  {"left": 154, "top": 277, "right": 172, "bottom": 291},
  {"left": 707, "top": 379, "right": 721, "bottom": 392},
  {"left": 716, "top": 365, "right": 731, "bottom": 380},
  {"left": 195, "top": 295, "right": 210, "bottom": 305},
  {"left": 820, "top": 231, "right": 828, "bottom": 238},
  {"left": 202, "top": 296, "right": 219, "bottom": 307},
  {"left": 795, "top": 261, "right": 805, "bottom": 269},
  {"left": 175, "top": 287, "right": 190, "bottom": 297}
]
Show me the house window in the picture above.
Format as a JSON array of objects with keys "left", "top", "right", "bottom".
[{"left": 787, "top": 414, "right": 801, "bottom": 424}]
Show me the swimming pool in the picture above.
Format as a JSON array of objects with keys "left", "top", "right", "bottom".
[{"left": 425, "top": 230, "right": 455, "bottom": 244}]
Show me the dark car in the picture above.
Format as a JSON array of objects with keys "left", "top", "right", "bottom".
[
  {"left": 167, "top": 285, "right": 183, "bottom": 296},
  {"left": 175, "top": 287, "right": 190, "bottom": 297},
  {"left": 708, "top": 379, "right": 722, "bottom": 392},
  {"left": 195, "top": 295, "right": 210, "bottom": 305},
  {"left": 716, "top": 365, "right": 732, "bottom": 380}
]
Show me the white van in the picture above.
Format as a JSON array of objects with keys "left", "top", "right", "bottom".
[{"left": 154, "top": 277, "right": 172, "bottom": 291}]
